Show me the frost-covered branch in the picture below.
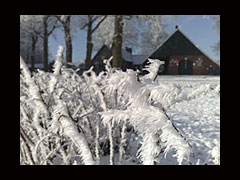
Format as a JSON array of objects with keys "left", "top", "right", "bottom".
[
  {"left": 55, "top": 100, "right": 95, "bottom": 165},
  {"left": 118, "top": 119, "right": 127, "bottom": 165},
  {"left": 20, "top": 56, "right": 49, "bottom": 135},
  {"left": 141, "top": 58, "right": 164, "bottom": 82},
  {"left": 82, "top": 67, "right": 116, "bottom": 165}
]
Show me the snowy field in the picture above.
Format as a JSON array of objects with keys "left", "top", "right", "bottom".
[
  {"left": 154, "top": 75, "right": 220, "bottom": 165},
  {"left": 156, "top": 75, "right": 220, "bottom": 85}
]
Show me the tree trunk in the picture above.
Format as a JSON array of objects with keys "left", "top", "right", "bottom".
[
  {"left": 112, "top": 15, "right": 123, "bottom": 69},
  {"left": 86, "top": 41, "right": 93, "bottom": 70},
  {"left": 43, "top": 16, "right": 48, "bottom": 72},
  {"left": 82, "top": 15, "right": 107, "bottom": 70},
  {"left": 64, "top": 16, "right": 72, "bottom": 68},
  {"left": 31, "top": 36, "right": 37, "bottom": 71},
  {"left": 85, "top": 16, "right": 93, "bottom": 70}
]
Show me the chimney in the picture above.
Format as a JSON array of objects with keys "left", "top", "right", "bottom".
[
  {"left": 129, "top": 48, "right": 132, "bottom": 54},
  {"left": 175, "top": 25, "right": 179, "bottom": 29},
  {"left": 125, "top": 46, "right": 132, "bottom": 54}
]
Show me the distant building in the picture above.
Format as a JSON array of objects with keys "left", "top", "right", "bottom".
[
  {"left": 90, "top": 45, "right": 112, "bottom": 74},
  {"left": 76, "top": 63, "right": 86, "bottom": 75},
  {"left": 145, "top": 27, "right": 220, "bottom": 75},
  {"left": 90, "top": 45, "right": 148, "bottom": 74},
  {"left": 26, "top": 63, "right": 44, "bottom": 71},
  {"left": 91, "top": 27, "right": 220, "bottom": 75},
  {"left": 48, "top": 60, "right": 86, "bottom": 74}
]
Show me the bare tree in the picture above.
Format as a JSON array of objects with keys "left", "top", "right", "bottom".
[
  {"left": 42, "top": 15, "right": 58, "bottom": 71},
  {"left": 20, "top": 15, "right": 43, "bottom": 71},
  {"left": 92, "top": 15, "right": 173, "bottom": 70},
  {"left": 55, "top": 15, "right": 72, "bottom": 68},
  {"left": 203, "top": 15, "right": 220, "bottom": 56},
  {"left": 212, "top": 15, "right": 220, "bottom": 56},
  {"left": 79, "top": 15, "right": 108, "bottom": 70}
]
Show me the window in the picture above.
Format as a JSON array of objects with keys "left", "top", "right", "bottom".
[
  {"left": 95, "top": 61, "right": 100, "bottom": 65},
  {"left": 196, "top": 58, "right": 203, "bottom": 66},
  {"left": 169, "top": 59, "right": 176, "bottom": 66},
  {"left": 101, "top": 55, "right": 106, "bottom": 60}
]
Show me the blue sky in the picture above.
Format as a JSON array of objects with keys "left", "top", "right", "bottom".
[{"left": 48, "top": 15, "right": 220, "bottom": 63}]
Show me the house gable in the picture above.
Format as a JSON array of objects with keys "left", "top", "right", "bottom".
[
  {"left": 150, "top": 30, "right": 204, "bottom": 58},
  {"left": 90, "top": 45, "right": 112, "bottom": 74},
  {"left": 143, "top": 28, "right": 219, "bottom": 75},
  {"left": 91, "top": 45, "right": 112, "bottom": 65}
]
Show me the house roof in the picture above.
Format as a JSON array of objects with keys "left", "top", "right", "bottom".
[
  {"left": 122, "top": 48, "right": 149, "bottom": 65},
  {"left": 92, "top": 44, "right": 148, "bottom": 65},
  {"left": 145, "top": 28, "right": 219, "bottom": 66},
  {"left": 91, "top": 44, "right": 112, "bottom": 64},
  {"left": 27, "top": 63, "right": 44, "bottom": 69},
  {"left": 122, "top": 48, "right": 133, "bottom": 62},
  {"left": 176, "top": 29, "right": 219, "bottom": 65},
  {"left": 132, "top": 55, "right": 149, "bottom": 65}
]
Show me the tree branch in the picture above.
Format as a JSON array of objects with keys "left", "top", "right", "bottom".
[
  {"left": 20, "top": 134, "right": 36, "bottom": 165},
  {"left": 20, "top": 125, "right": 35, "bottom": 147},
  {"left": 47, "top": 23, "right": 58, "bottom": 36},
  {"left": 80, "top": 23, "right": 88, "bottom": 30},
  {"left": 91, "top": 15, "right": 108, "bottom": 33}
]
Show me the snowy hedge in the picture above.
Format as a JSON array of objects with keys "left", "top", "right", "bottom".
[{"left": 20, "top": 46, "right": 220, "bottom": 165}]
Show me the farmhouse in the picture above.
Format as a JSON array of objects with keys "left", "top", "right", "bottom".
[
  {"left": 90, "top": 44, "right": 148, "bottom": 74},
  {"left": 91, "top": 27, "right": 220, "bottom": 75},
  {"left": 146, "top": 27, "right": 220, "bottom": 75}
]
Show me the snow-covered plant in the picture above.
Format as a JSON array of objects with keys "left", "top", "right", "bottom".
[
  {"left": 20, "top": 47, "right": 194, "bottom": 165},
  {"left": 141, "top": 58, "right": 164, "bottom": 82},
  {"left": 20, "top": 46, "right": 100, "bottom": 165},
  {"left": 98, "top": 58, "right": 192, "bottom": 165}
]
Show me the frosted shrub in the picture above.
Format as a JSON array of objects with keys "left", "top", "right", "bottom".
[
  {"left": 20, "top": 47, "right": 192, "bottom": 165},
  {"left": 99, "top": 58, "right": 192, "bottom": 165},
  {"left": 20, "top": 46, "right": 97, "bottom": 165}
]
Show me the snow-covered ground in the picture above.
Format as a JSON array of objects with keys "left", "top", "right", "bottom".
[
  {"left": 156, "top": 75, "right": 220, "bottom": 85},
  {"left": 155, "top": 75, "right": 220, "bottom": 165}
]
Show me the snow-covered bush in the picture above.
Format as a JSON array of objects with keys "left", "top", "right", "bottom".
[
  {"left": 20, "top": 47, "right": 193, "bottom": 165},
  {"left": 99, "top": 58, "right": 193, "bottom": 165},
  {"left": 20, "top": 46, "right": 97, "bottom": 165}
]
